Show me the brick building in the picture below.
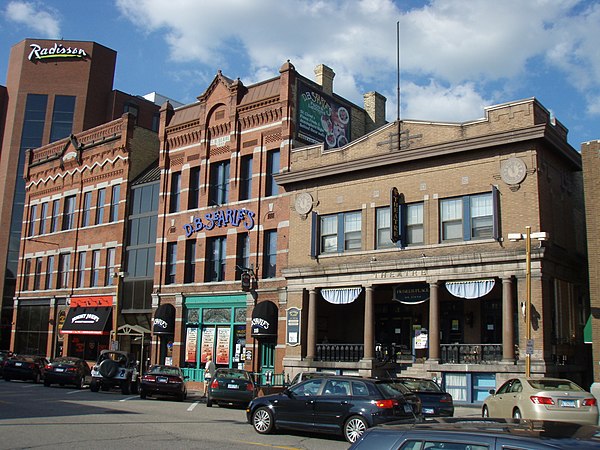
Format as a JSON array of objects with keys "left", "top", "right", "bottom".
[
  {"left": 277, "top": 98, "right": 589, "bottom": 403},
  {"left": 154, "top": 61, "right": 385, "bottom": 379},
  {"left": 1, "top": 38, "right": 164, "bottom": 352}
]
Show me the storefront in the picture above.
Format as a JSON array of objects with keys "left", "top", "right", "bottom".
[{"left": 152, "top": 303, "right": 175, "bottom": 365}]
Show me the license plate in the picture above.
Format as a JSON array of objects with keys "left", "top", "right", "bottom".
[
  {"left": 423, "top": 407, "right": 434, "bottom": 414},
  {"left": 227, "top": 384, "right": 239, "bottom": 389},
  {"left": 55, "top": 368, "right": 65, "bottom": 372},
  {"left": 560, "top": 399, "right": 576, "bottom": 408},
  {"left": 157, "top": 377, "right": 168, "bottom": 383},
  {"left": 15, "top": 362, "right": 22, "bottom": 367},
  {"left": 404, "top": 404, "right": 413, "bottom": 413}
]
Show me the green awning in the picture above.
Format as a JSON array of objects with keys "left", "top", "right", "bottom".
[{"left": 584, "top": 315, "right": 593, "bottom": 344}]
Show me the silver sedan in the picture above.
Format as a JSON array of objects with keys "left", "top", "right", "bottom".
[{"left": 482, "top": 377, "right": 598, "bottom": 425}]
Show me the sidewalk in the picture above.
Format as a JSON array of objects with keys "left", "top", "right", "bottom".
[{"left": 454, "top": 404, "right": 482, "bottom": 417}]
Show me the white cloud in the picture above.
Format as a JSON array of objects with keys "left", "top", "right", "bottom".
[{"left": 4, "top": 1, "right": 60, "bottom": 38}]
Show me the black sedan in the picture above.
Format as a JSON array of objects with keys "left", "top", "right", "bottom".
[
  {"left": 0, "top": 350, "right": 13, "bottom": 377},
  {"left": 44, "top": 357, "right": 91, "bottom": 389},
  {"left": 247, "top": 375, "right": 421, "bottom": 443},
  {"left": 208, "top": 368, "right": 256, "bottom": 408},
  {"left": 390, "top": 377, "right": 454, "bottom": 417},
  {"left": 140, "top": 365, "right": 187, "bottom": 402},
  {"left": 3, "top": 354, "right": 48, "bottom": 383}
]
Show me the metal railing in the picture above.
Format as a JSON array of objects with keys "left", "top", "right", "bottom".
[
  {"left": 181, "top": 367, "right": 288, "bottom": 387},
  {"left": 440, "top": 344, "right": 502, "bottom": 364},
  {"left": 315, "top": 344, "right": 364, "bottom": 362}
]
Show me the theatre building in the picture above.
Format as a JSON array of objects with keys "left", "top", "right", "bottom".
[
  {"left": 1, "top": 38, "right": 162, "bottom": 351},
  {"left": 14, "top": 113, "right": 159, "bottom": 361},
  {"left": 277, "top": 98, "right": 589, "bottom": 403},
  {"left": 154, "top": 61, "right": 385, "bottom": 380}
]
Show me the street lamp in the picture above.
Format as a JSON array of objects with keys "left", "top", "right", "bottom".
[{"left": 508, "top": 227, "right": 548, "bottom": 377}]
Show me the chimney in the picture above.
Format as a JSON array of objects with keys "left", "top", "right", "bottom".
[
  {"left": 363, "top": 91, "right": 387, "bottom": 132},
  {"left": 314, "top": 64, "right": 335, "bottom": 95}
]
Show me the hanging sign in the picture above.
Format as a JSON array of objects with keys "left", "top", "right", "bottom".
[{"left": 286, "top": 307, "right": 301, "bottom": 346}]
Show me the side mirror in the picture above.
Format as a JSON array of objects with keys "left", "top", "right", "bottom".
[{"left": 489, "top": 389, "right": 496, "bottom": 395}]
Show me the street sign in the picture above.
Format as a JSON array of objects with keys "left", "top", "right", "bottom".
[{"left": 526, "top": 339, "right": 534, "bottom": 355}]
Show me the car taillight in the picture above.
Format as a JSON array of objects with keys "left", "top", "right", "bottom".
[
  {"left": 440, "top": 394, "right": 453, "bottom": 403},
  {"left": 583, "top": 398, "right": 597, "bottom": 406},
  {"left": 67, "top": 367, "right": 77, "bottom": 372},
  {"left": 530, "top": 396, "right": 555, "bottom": 405},
  {"left": 210, "top": 379, "right": 219, "bottom": 389},
  {"left": 168, "top": 377, "right": 183, "bottom": 384},
  {"left": 45, "top": 364, "right": 52, "bottom": 370},
  {"left": 246, "top": 382, "right": 254, "bottom": 392},
  {"left": 143, "top": 375, "right": 156, "bottom": 382},
  {"left": 374, "top": 399, "right": 399, "bottom": 409}
]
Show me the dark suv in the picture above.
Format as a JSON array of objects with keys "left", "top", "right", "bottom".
[
  {"left": 247, "top": 375, "right": 422, "bottom": 443},
  {"left": 90, "top": 350, "right": 139, "bottom": 394}
]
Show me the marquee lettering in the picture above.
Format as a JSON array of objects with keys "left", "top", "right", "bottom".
[
  {"left": 72, "top": 313, "right": 100, "bottom": 324},
  {"left": 183, "top": 208, "right": 256, "bottom": 237},
  {"left": 153, "top": 318, "right": 168, "bottom": 329},
  {"left": 28, "top": 43, "right": 88, "bottom": 62},
  {"left": 251, "top": 318, "right": 270, "bottom": 329}
]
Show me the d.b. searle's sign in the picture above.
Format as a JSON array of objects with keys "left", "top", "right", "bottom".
[
  {"left": 28, "top": 43, "right": 88, "bottom": 62},
  {"left": 183, "top": 208, "right": 256, "bottom": 237}
]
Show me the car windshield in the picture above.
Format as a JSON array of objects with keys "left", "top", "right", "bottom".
[
  {"left": 398, "top": 379, "right": 442, "bottom": 392},
  {"left": 527, "top": 379, "right": 584, "bottom": 391},
  {"left": 216, "top": 370, "right": 250, "bottom": 380},
  {"left": 52, "top": 358, "right": 80, "bottom": 365},
  {"left": 148, "top": 365, "right": 180, "bottom": 376},
  {"left": 377, "top": 381, "right": 409, "bottom": 398}
]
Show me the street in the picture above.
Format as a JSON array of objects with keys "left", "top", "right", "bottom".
[{"left": 0, "top": 380, "right": 480, "bottom": 449}]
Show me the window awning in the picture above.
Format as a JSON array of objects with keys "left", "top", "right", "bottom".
[
  {"left": 153, "top": 303, "right": 175, "bottom": 335},
  {"left": 60, "top": 306, "right": 112, "bottom": 335},
  {"left": 251, "top": 301, "right": 278, "bottom": 338},
  {"left": 321, "top": 287, "right": 362, "bottom": 304},
  {"left": 445, "top": 279, "right": 495, "bottom": 299}
]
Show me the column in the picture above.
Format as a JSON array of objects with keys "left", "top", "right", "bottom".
[
  {"left": 306, "top": 289, "right": 317, "bottom": 360},
  {"left": 502, "top": 277, "right": 515, "bottom": 362},
  {"left": 428, "top": 282, "right": 440, "bottom": 361},
  {"left": 363, "top": 286, "right": 374, "bottom": 360}
]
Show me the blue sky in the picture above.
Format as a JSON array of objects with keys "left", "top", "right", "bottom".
[{"left": 1, "top": 0, "right": 599, "bottom": 148}]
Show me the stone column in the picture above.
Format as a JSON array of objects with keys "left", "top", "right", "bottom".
[
  {"left": 502, "top": 277, "right": 516, "bottom": 362},
  {"left": 363, "top": 286, "right": 374, "bottom": 360},
  {"left": 306, "top": 289, "right": 317, "bottom": 360},
  {"left": 428, "top": 282, "right": 440, "bottom": 361}
]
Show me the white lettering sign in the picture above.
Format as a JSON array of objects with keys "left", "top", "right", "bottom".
[
  {"left": 210, "top": 135, "right": 230, "bottom": 147},
  {"left": 28, "top": 43, "right": 88, "bottom": 62},
  {"left": 72, "top": 313, "right": 100, "bottom": 324},
  {"left": 153, "top": 318, "right": 168, "bottom": 329}
]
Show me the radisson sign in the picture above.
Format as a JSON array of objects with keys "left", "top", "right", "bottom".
[{"left": 28, "top": 43, "right": 88, "bottom": 62}]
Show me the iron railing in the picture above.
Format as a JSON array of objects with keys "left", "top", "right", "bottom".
[
  {"left": 315, "top": 343, "right": 364, "bottom": 362},
  {"left": 440, "top": 344, "right": 502, "bottom": 364}
]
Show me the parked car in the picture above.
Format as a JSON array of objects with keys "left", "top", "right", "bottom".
[
  {"left": 0, "top": 350, "right": 13, "bottom": 377},
  {"left": 482, "top": 377, "right": 598, "bottom": 425},
  {"left": 3, "top": 354, "right": 48, "bottom": 383},
  {"left": 289, "top": 370, "right": 337, "bottom": 386},
  {"left": 349, "top": 417, "right": 600, "bottom": 449},
  {"left": 247, "top": 375, "right": 421, "bottom": 443},
  {"left": 140, "top": 365, "right": 187, "bottom": 402},
  {"left": 90, "top": 350, "right": 139, "bottom": 395},
  {"left": 43, "top": 357, "right": 91, "bottom": 389},
  {"left": 208, "top": 368, "right": 255, "bottom": 408},
  {"left": 390, "top": 377, "right": 454, "bottom": 417}
]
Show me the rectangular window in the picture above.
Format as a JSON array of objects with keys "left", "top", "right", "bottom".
[
  {"left": 441, "top": 192, "right": 494, "bottom": 241},
  {"left": 58, "top": 253, "right": 70, "bottom": 289},
  {"left": 95, "top": 188, "right": 105, "bottom": 225},
  {"left": 206, "top": 236, "right": 226, "bottom": 282},
  {"left": 236, "top": 233, "right": 250, "bottom": 279},
  {"left": 34, "top": 257, "right": 43, "bottom": 291},
  {"left": 263, "top": 230, "right": 277, "bottom": 278},
  {"left": 109, "top": 185, "right": 120, "bottom": 222},
  {"left": 91, "top": 250, "right": 101, "bottom": 287},
  {"left": 344, "top": 211, "right": 362, "bottom": 250},
  {"left": 105, "top": 248, "right": 116, "bottom": 286},
  {"left": 76, "top": 251, "right": 86, "bottom": 288},
  {"left": 45, "top": 255, "right": 54, "bottom": 290},
  {"left": 188, "top": 166, "right": 201, "bottom": 210},
  {"left": 376, "top": 207, "right": 394, "bottom": 249},
  {"left": 82, "top": 192, "right": 92, "bottom": 227},
  {"left": 39, "top": 202, "right": 48, "bottom": 235},
  {"left": 266, "top": 150, "right": 280, "bottom": 197},
  {"left": 319, "top": 211, "right": 362, "bottom": 253},
  {"left": 184, "top": 240, "right": 196, "bottom": 283},
  {"left": 51, "top": 200, "right": 60, "bottom": 233},
  {"left": 406, "top": 203, "right": 424, "bottom": 245},
  {"left": 166, "top": 242, "right": 177, "bottom": 285},
  {"left": 239, "top": 155, "right": 253, "bottom": 201},
  {"left": 23, "top": 259, "right": 31, "bottom": 291},
  {"left": 50, "top": 95, "right": 76, "bottom": 142},
  {"left": 209, "top": 161, "right": 230, "bottom": 206},
  {"left": 320, "top": 215, "right": 338, "bottom": 253},
  {"left": 21, "top": 94, "right": 47, "bottom": 151},
  {"left": 62, "top": 195, "right": 76, "bottom": 231},
  {"left": 28, "top": 204, "right": 38, "bottom": 237},
  {"left": 169, "top": 172, "right": 181, "bottom": 213}
]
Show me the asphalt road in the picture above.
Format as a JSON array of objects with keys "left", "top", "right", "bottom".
[{"left": 0, "top": 379, "right": 482, "bottom": 450}]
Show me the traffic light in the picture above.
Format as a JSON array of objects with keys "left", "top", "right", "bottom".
[{"left": 241, "top": 270, "right": 251, "bottom": 292}]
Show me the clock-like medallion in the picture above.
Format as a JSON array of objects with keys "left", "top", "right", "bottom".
[
  {"left": 295, "top": 192, "right": 313, "bottom": 215},
  {"left": 501, "top": 157, "right": 527, "bottom": 185}
]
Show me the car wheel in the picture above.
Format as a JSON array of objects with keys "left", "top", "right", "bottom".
[
  {"left": 76, "top": 377, "right": 84, "bottom": 389},
  {"left": 206, "top": 395, "right": 213, "bottom": 407},
  {"left": 130, "top": 380, "right": 139, "bottom": 395},
  {"left": 34, "top": 372, "right": 41, "bottom": 384},
  {"left": 44, "top": 379, "right": 51, "bottom": 387},
  {"left": 482, "top": 405, "right": 489, "bottom": 417},
  {"left": 90, "top": 380, "right": 100, "bottom": 392},
  {"left": 344, "top": 415, "right": 368, "bottom": 443},
  {"left": 177, "top": 392, "right": 185, "bottom": 402},
  {"left": 121, "top": 380, "right": 131, "bottom": 395},
  {"left": 252, "top": 407, "right": 274, "bottom": 434},
  {"left": 513, "top": 408, "right": 522, "bottom": 419},
  {"left": 140, "top": 390, "right": 147, "bottom": 399}
]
